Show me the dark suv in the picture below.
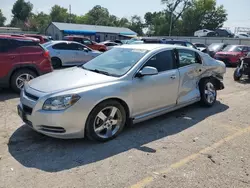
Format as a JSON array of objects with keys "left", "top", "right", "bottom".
[{"left": 0, "top": 35, "right": 53, "bottom": 92}]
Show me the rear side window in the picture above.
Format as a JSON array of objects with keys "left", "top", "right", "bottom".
[
  {"left": 52, "top": 43, "right": 68, "bottom": 50},
  {"left": 186, "top": 42, "right": 196, "bottom": 49},
  {"left": 16, "top": 40, "right": 39, "bottom": 47},
  {"left": 68, "top": 43, "right": 84, "bottom": 50},
  {"left": 143, "top": 50, "right": 174, "bottom": 72},
  {"left": 177, "top": 49, "right": 202, "bottom": 67},
  {"left": 0, "top": 39, "right": 13, "bottom": 53}
]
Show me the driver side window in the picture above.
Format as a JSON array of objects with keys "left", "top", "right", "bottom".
[
  {"left": 143, "top": 50, "right": 174, "bottom": 72},
  {"left": 82, "top": 39, "right": 92, "bottom": 45}
]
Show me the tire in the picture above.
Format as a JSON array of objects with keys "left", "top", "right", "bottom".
[
  {"left": 234, "top": 67, "right": 242, "bottom": 81},
  {"left": 51, "top": 57, "right": 62, "bottom": 69},
  {"left": 85, "top": 100, "right": 127, "bottom": 142},
  {"left": 199, "top": 79, "right": 217, "bottom": 107},
  {"left": 10, "top": 69, "right": 37, "bottom": 93}
]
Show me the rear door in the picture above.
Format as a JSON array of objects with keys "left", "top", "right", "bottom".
[
  {"left": 132, "top": 50, "right": 179, "bottom": 117},
  {"left": 52, "top": 43, "right": 75, "bottom": 66},
  {"left": 0, "top": 39, "right": 20, "bottom": 80},
  {"left": 68, "top": 43, "right": 91, "bottom": 64},
  {"left": 176, "top": 49, "right": 203, "bottom": 104}
]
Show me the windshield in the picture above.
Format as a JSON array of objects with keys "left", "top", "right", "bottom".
[
  {"left": 223, "top": 45, "right": 243, "bottom": 52},
  {"left": 82, "top": 47, "right": 148, "bottom": 76},
  {"left": 208, "top": 43, "right": 224, "bottom": 51}
]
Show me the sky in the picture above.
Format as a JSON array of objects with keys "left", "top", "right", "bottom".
[{"left": 1, "top": 0, "right": 250, "bottom": 31}]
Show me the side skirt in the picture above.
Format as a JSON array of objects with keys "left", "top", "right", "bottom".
[{"left": 132, "top": 98, "right": 200, "bottom": 124}]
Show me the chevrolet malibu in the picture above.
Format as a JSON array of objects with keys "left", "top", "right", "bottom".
[{"left": 18, "top": 44, "right": 226, "bottom": 142}]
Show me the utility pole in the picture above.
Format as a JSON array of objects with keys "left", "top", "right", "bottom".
[
  {"left": 69, "top": 5, "right": 71, "bottom": 23},
  {"left": 169, "top": 11, "right": 173, "bottom": 36}
]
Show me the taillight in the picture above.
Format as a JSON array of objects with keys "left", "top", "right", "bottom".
[{"left": 43, "top": 50, "right": 50, "bottom": 58}]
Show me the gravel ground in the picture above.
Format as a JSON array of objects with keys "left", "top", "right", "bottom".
[{"left": 0, "top": 68, "right": 250, "bottom": 188}]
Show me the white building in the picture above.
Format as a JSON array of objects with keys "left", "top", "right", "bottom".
[{"left": 45, "top": 22, "right": 137, "bottom": 42}]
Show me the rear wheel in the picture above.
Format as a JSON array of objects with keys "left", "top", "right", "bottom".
[
  {"left": 199, "top": 79, "right": 217, "bottom": 107},
  {"left": 51, "top": 57, "right": 62, "bottom": 69},
  {"left": 11, "top": 69, "right": 37, "bottom": 93},
  {"left": 234, "top": 67, "right": 242, "bottom": 81},
  {"left": 85, "top": 100, "right": 126, "bottom": 142}
]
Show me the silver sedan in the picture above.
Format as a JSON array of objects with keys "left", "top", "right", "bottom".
[
  {"left": 18, "top": 44, "right": 226, "bottom": 141},
  {"left": 43, "top": 41, "right": 102, "bottom": 68}
]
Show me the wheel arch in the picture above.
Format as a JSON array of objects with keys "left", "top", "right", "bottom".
[
  {"left": 198, "top": 76, "right": 223, "bottom": 90},
  {"left": 8, "top": 65, "right": 39, "bottom": 85}
]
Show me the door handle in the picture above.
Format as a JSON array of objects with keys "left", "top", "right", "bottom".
[{"left": 170, "top": 75, "right": 176, "bottom": 79}]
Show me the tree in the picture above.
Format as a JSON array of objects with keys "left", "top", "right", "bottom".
[
  {"left": 31, "top": 12, "right": 51, "bottom": 33},
  {"left": 50, "top": 5, "right": 68, "bottom": 22},
  {"left": 161, "top": 0, "right": 193, "bottom": 35},
  {"left": 128, "top": 15, "right": 144, "bottom": 36},
  {"left": 0, "top": 9, "right": 6, "bottom": 26},
  {"left": 85, "top": 5, "right": 112, "bottom": 26},
  {"left": 12, "top": 0, "right": 33, "bottom": 22},
  {"left": 181, "top": 0, "right": 227, "bottom": 36}
]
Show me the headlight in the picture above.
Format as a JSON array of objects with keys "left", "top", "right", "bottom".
[{"left": 43, "top": 94, "right": 80, "bottom": 111}]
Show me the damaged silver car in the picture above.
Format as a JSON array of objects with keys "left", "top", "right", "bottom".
[{"left": 18, "top": 44, "right": 226, "bottom": 141}]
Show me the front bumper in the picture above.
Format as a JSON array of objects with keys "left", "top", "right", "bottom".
[{"left": 17, "top": 88, "right": 87, "bottom": 139}]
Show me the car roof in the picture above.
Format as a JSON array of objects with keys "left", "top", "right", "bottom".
[{"left": 0, "top": 34, "right": 39, "bottom": 41}]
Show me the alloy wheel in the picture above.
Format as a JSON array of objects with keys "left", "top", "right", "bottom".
[
  {"left": 16, "top": 73, "right": 34, "bottom": 89},
  {"left": 204, "top": 82, "right": 216, "bottom": 104},
  {"left": 94, "top": 106, "right": 123, "bottom": 139}
]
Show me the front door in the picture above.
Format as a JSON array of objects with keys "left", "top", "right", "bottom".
[
  {"left": 132, "top": 50, "right": 179, "bottom": 117},
  {"left": 176, "top": 49, "right": 203, "bottom": 104}
]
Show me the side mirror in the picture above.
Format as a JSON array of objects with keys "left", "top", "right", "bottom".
[
  {"left": 83, "top": 48, "right": 89, "bottom": 52},
  {"left": 136, "top": 66, "right": 158, "bottom": 78},
  {"left": 201, "top": 48, "right": 208, "bottom": 53}
]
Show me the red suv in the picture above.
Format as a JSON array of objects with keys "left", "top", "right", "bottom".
[
  {"left": 64, "top": 36, "right": 107, "bottom": 52},
  {"left": 214, "top": 45, "right": 250, "bottom": 66},
  {"left": 0, "top": 35, "right": 53, "bottom": 92}
]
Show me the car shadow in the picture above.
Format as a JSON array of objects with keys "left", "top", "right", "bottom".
[
  {"left": 0, "top": 89, "right": 19, "bottom": 101},
  {"left": 8, "top": 101, "right": 229, "bottom": 172}
]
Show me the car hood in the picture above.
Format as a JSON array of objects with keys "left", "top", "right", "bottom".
[{"left": 28, "top": 67, "right": 117, "bottom": 93}]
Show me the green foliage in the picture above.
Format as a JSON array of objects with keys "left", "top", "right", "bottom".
[
  {"left": 6, "top": 0, "right": 227, "bottom": 36},
  {"left": 12, "top": 0, "right": 33, "bottom": 22},
  {"left": 50, "top": 5, "right": 68, "bottom": 22},
  {"left": 0, "top": 9, "right": 6, "bottom": 26}
]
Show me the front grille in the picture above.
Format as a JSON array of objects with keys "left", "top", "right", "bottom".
[
  {"left": 23, "top": 105, "right": 33, "bottom": 115},
  {"left": 39, "top": 125, "right": 66, "bottom": 133},
  {"left": 24, "top": 90, "right": 39, "bottom": 101}
]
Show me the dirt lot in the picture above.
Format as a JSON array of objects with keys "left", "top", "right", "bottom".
[{"left": 1, "top": 68, "right": 250, "bottom": 188}]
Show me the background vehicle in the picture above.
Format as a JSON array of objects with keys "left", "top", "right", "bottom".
[
  {"left": 0, "top": 35, "right": 53, "bottom": 92},
  {"left": 194, "top": 43, "right": 208, "bottom": 53},
  {"left": 194, "top": 29, "right": 214, "bottom": 37},
  {"left": 99, "top": 41, "right": 120, "bottom": 50},
  {"left": 234, "top": 57, "right": 250, "bottom": 81},
  {"left": 235, "top": 33, "right": 250, "bottom": 38},
  {"left": 142, "top": 38, "right": 197, "bottom": 49},
  {"left": 64, "top": 36, "right": 107, "bottom": 52},
  {"left": 208, "top": 43, "right": 228, "bottom": 58},
  {"left": 18, "top": 44, "right": 225, "bottom": 142},
  {"left": 24, "top": 34, "right": 53, "bottom": 44},
  {"left": 215, "top": 29, "right": 234, "bottom": 37},
  {"left": 214, "top": 45, "right": 250, "bottom": 66},
  {"left": 43, "top": 41, "right": 102, "bottom": 68}
]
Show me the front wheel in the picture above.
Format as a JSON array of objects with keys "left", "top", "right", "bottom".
[
  {"left": 234, "top": 67, "right": 243, "bottom": 81},
  {"left": 85, "top": 100, "right": 126, "bottom": 142},
  {"left": 199, "top": 79, "right": 217, "bottom": 107}
]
